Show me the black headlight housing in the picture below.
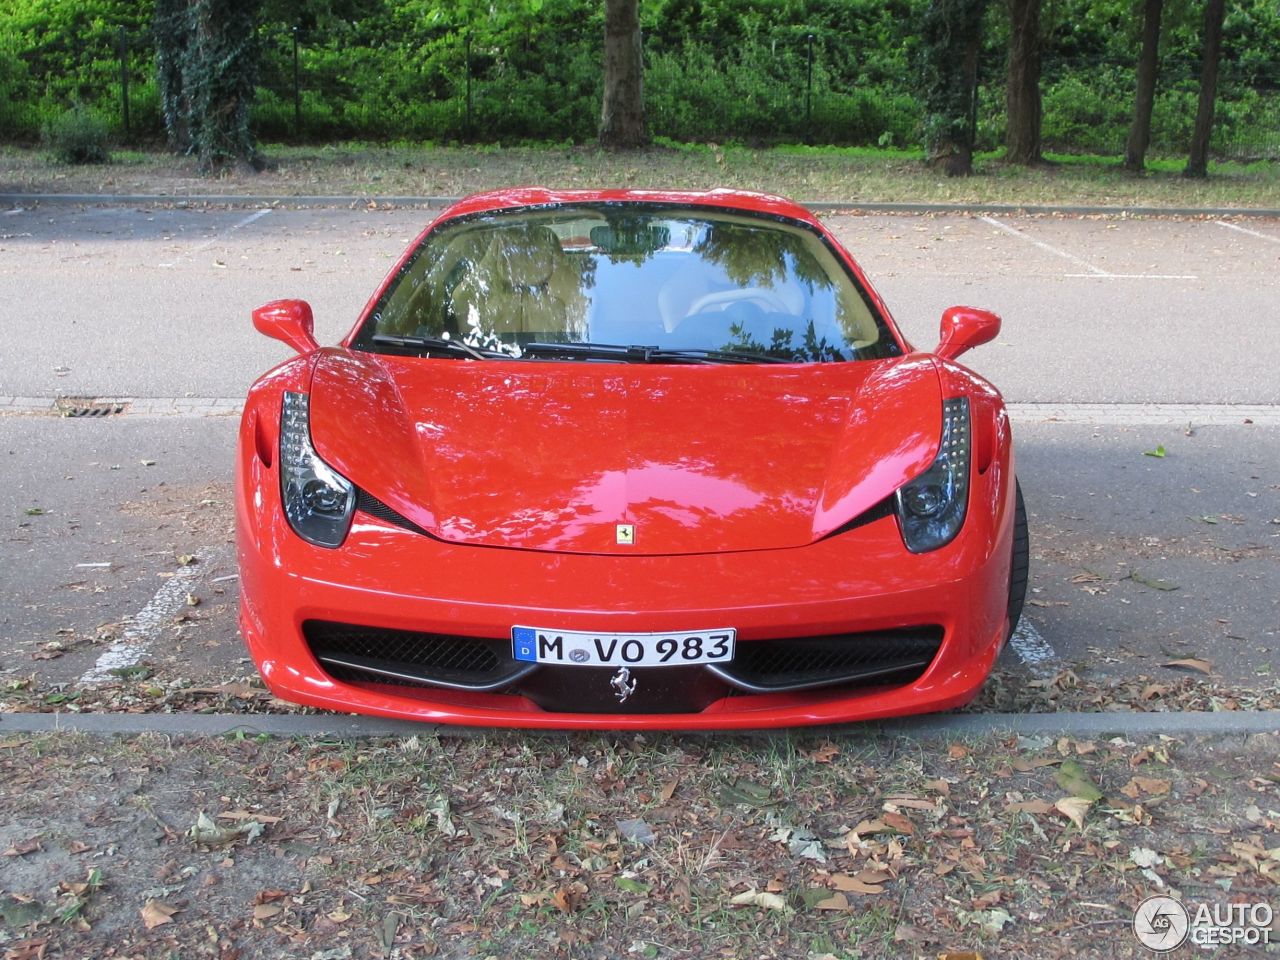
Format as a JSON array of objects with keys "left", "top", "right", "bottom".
[
  {"left": 280, "top": 391, "right": 355, "bottom": 548},
  {"left": 895, "top": 397, "right": 970, "bottom": 553}
]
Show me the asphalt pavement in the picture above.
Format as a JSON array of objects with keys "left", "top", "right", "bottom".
[{"left": 1, "top": 201, "right": 1277, "bottom": 704}]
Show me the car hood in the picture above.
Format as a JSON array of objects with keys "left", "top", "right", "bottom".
[{"left": 308, "top": 350, "right": 942, "bottom": 555}]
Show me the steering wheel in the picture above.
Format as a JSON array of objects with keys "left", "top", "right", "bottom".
[{"left": 685, "top": 287, "right": 792, "bottom": 317}]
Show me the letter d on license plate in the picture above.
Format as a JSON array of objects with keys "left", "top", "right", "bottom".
[{"left": 512, "top": 626, "right": 735, "bottom": 667}]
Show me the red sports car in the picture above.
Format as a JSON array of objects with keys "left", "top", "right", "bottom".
[{"left": 236, "top": 187, "right": 1027, "bottom": 729}]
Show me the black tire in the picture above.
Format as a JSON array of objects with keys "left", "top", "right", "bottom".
[{"left": 1006, "top": 479, "right": 1029, "bottom": 642}]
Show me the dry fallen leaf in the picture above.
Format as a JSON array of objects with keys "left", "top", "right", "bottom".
[
  {"left": 729, "top": 889, "right": 790, "bottom": 912},
  {"left": 3, "top": 838, "right": 41, "bottom": 857},
  {"left": 881, "top": 811, "right": 916, "bottom": 835},
  {"left": 850, "top": 818, "right": 892, "bottom": 836},
  {"left": 924, "top": 778, "right": 951, "bottom": 796},
  {"left": 188, "top": 812, "right": 266, "bottom": 846},
  {"left": 973, "top": 890, "right": 1003, "bottom": 910},
  {"left": 1162, "top": 658, "right": 1213, "bottom": 675},
  {"left": 140, "top": 900, "right": 179, "bottom": 929},
  {"left": 804, "top": 743, "right": 840, "bottom": 763},
  {"left": 829, "top": 873, "right": 885, "bottom": 895},
  {"left": 252, "top": 903, "right": 283, "bottom": 921},
  {"left": 551, "top": 883, "right": 586, "bottom": 913},
  {"left": 885, "top": 796, "right": 939, "bottom": 812},
  {"left": 1, "top": 938, "right": 50, "bottom": 960},
  {"left": 1005, "top": 798, "right": 1054, "bottom": 815},
  {"left": 1131, "top": 847, "right": 1163, "bottom": 869},
  {"left": 1012, "top": 756, "right": 1061, "bottom": 772},
  {"left": 1055, "top": 796, "right": 1093, "bottom": 830},
  {"left": 1120, "top": 776, "right": 1171, "bottom": 799},
  {"left": 813, "top": 891, "right": 851, "bottom": 910},
  {"left": 658, "top": 778, "right": 679, "bottom": 802}
]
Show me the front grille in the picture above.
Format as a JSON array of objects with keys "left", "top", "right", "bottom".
[
  {"left": 715, "top": 626, "right": 943, "bottom": 692},
  {"left": 303, "top": 620, "right": 530, "bottom": 692},
  {"left": 304, "top": 620, "right": 943, "bottom": 709}
]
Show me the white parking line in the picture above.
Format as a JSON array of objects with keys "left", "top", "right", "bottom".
[
  {"left": 1007, "top": 402, "right": 1280, "bottom": 425},
  {"left": 1064, "top": 273, "right": 1198, "bottom": 280},
  {"left": 159, "top": 208, "right": 273, "bottom": 267},
  {"left": 979, "top": 215, "right": 1109, "bottom": 276},
  {"left": 1215, "top": 220, "right": 1280, "bottom": 244},
  {"left": 80, "top": 554, "right": 207, "bottom": 684},
  {"left": 1009, "top": 617, "right": 1057, "bottom": 677},
  {"left": 981, "top": 215, "right": 1197, "bottom": 279}
]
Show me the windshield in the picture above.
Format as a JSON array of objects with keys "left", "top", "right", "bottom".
[{"left": 352, "top": 204, "right": 900, "bottom": 363}]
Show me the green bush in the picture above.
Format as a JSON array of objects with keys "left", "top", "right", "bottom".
[
  {"left": 2, "top": 0, "right": 1278, "bottom": 155},
  {"left": 1041, "top": 71, "right": 1132, "bottom": 155},
  {"left": 43, "top": 105, "right": 111, "bottom": 163}
]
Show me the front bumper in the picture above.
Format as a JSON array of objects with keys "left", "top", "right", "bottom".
[{"left": 236, "top": 424, "right": 1016, "bottom": 729}]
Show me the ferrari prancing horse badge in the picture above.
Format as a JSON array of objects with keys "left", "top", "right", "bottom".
[{"left": 611, "top": 667, "right": 637, "bottom": 702}]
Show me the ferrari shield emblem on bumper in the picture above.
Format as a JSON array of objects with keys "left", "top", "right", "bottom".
[{"left": 616, "top": 524, "right": 634, "bottom": 545}]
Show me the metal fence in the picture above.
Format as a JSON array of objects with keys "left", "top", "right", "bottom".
[{"left": 2, "top": 22, "right": 1277, "bottom": 161}]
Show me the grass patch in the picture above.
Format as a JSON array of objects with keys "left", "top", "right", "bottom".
[
  {"left": 1, "top": 141, "right": 1277, "bottom": 208},
  {"left": 1, "top": 729, "right": 1277, "bottom": 957}
]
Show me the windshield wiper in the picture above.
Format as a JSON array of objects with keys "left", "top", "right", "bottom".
[
  {"left": 371, "top": 333, "right": 500, "bottom": 360},
  {"left": 649, "top": 347, "right": 793, "bottom": 364},
  {"left": 520, "top": 342, "right": 791, "bottom": 364}
]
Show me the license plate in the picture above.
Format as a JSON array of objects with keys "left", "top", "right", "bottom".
[{"left": 512, "top": 626, "right": 735, "bottom": 667}]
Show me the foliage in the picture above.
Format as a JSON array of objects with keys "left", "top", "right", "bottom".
[
  {"left": 0, "top": 0, "right": 1276, "bottom": 158},
  {"left": 0, "top": 0, "right": 151, "bottom": 139},
  {"left": 42, "top": 103, "right": 110, "bottom": 162}
]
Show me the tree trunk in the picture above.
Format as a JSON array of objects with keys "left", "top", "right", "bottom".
[
  {"left": 154, "top": 0, "right": 192, "bottom": 153},
  {"left": 1184, "top": 0, "right": 1226, "bottom": 178},
  {"left": 189, "top": 0, "right": 263, "bottom": 173},
  {"left": 950, "top": 31, "right": 981, "bottom": 175},
  {"left": 599, "top": 0, "right": 648, "bottom": 150},
  {"left": 921, "top": 0, "right": 988, "bottom": 177},
  {"left": 1004, "top": 0, "right": 1043, "bottom": 164},
  {"left": 154, "top": 0, "right": 263, "bottom": 172},
  {"left": 1123, "top": 0, "right": 1163, "bottom": 172}
]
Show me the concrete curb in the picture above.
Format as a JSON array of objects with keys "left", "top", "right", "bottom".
[
  {"left": 4, "top": 710, "right": 1278, "bottom": 738},
  {"left": 3, "top": 193, "right": 1279, "bottom": 219}
]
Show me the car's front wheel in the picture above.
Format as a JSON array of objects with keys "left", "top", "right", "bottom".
[{"left": 1006, "top": 480, "right": 1029, "bottom": 641}]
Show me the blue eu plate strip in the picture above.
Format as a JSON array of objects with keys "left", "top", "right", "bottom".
[{"left": 511, "top": 626, "right": 537, "bottom": 663}]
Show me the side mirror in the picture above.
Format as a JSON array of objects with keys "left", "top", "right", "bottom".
[
  {"left": 253, "top": 299, "right": 318, "bottom": 354},
  {"left": 936, "top": 306, "right": 1001, "bottom": 361}
]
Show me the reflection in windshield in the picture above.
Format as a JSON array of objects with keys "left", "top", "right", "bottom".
[{"left": 358, "top": 204, "right": 898, "bottom": 363}]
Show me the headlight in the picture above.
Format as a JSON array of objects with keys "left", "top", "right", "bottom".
[
  {"left": 895, "top": 397, "right": 970, "bottom": 553},
  {"left": 280, "top": 391, "right": 355, "bottom": 548}
]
